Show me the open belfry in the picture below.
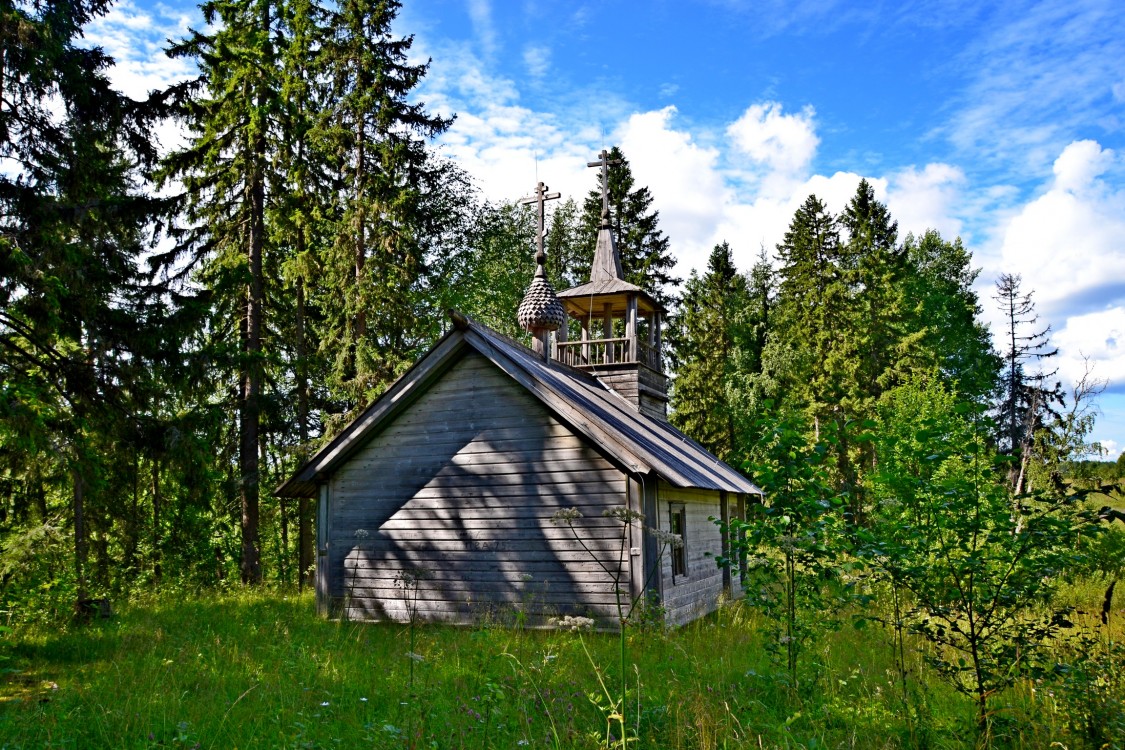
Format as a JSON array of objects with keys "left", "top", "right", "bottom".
[
  {"left": 551, "top": 151, "right": 669, "bottom": 421},
  {"left": 277, "top": 151, "right": 758, "bottom": 628}
]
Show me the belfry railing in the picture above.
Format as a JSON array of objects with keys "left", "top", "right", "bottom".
[{"left": 556, "top": 338, "right": 660, "bottom": 370}]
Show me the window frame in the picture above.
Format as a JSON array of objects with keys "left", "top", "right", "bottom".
[{"left": 669, "top": 502, "right": 687, "bottom": 581}]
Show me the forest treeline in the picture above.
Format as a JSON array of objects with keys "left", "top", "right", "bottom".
[{"left": 1, "top": 0, "right": 1119, "bottom": 638}]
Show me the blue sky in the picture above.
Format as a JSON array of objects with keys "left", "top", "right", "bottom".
[{"left": 91, "top": 0, "right": 1125, "bottom": 458}]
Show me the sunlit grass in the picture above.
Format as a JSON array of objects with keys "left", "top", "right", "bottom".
[{"left": 0, "top": 584, "right": 1119, "bottom": 749}]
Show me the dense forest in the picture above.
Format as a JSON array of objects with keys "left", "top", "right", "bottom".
[{"left": 3, "top": 2, "right": 1124, "bottom": 736}]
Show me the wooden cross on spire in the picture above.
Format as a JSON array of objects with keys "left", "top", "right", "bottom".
[
  {"left": 520, "top": 181, "right": 560, "bottom": 267},
  {"left": 587, "top": 148, "right": 622, "bottom": 221}
]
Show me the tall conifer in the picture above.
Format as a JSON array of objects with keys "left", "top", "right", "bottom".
[
  {"left": 902, "top": 230, "right": 999, "bottom": 404},
  {"left": 1, "top": 0, "right": 173, "bottom": 600},
  {"left": 315, "top": 0, "right": 450, "bottom": 409},
  {"left": 162, "top": 0, "right": 286, "bottom": 583},
  {"left": 670, "top": 243, "right": 751, "bottom": 462},
  {"left": 841, "top": 179, "right": 911, "bottom": 403},
  {"left": 993, "top": 273, "right": 1061, "bottom": 490},
  {"left": 578, "top": 147, "right": 678, "bottom": 306}
]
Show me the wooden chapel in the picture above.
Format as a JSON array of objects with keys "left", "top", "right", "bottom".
[{"left": 276, "top": 153, "right": 760, "bottom": 627}]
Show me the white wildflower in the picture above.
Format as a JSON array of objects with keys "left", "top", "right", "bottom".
[
  {"left": 550, "top": 507, "right": 582, "bottom": 524},
  {"left": 551, "top": 614, "right": 595, "bottom": 632},
  {"left": 603, "top": 506, "right": 644, "bottom": 524},
  {"left": 653, "top": 529, "right": 684, "bottom": 548}
]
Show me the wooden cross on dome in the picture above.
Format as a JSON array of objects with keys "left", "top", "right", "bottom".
[
  {"left": 587, "top": 148, "right": 622, "bottom": 220},
  {"left": 520, "top": 181, "right": 560, "bottom": 266}
]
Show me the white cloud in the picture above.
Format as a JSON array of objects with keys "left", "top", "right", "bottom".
[
  {"left": 615, "top": 107, "right": 728, "bottom": 275},
  {"left": 968, "top": 140, "right": 1125, "bottom": 428},
  {"left": 522, "top": 45, "right": 550, "bottom": 79},
  {"left": 1053, "top": 307, "right": 1125, "bottom": 386},
  {"left": 996, "top": 140, "right": 1125, "bottom": 320},
  {"left": 885, "top": 163, "right": 966, "bottom": 241},
  {"left": 1052, "top": 139, "right": 1115, "bottom": 192},
  {"left": 727, "top": 102, "right": 818, "bottom": 190},
  {"left": 1098, "top": 438, "right": 1120, "bottom": 459}
]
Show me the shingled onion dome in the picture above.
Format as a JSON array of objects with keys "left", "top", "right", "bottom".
[{"left": 517, "top": 253, "right": 567, "bottom": 333}]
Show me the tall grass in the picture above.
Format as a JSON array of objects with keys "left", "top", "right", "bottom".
[{"left": 0, "top": 584, "right": 1118, "bottom": 749}]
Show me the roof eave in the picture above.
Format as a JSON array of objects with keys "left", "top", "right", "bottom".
[{"left": 273, "top": 326, "right": 469, "bottom": 498}]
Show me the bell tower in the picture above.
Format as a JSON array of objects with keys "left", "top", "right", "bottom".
[{"left": 555, "top": 149, "right": 669, "bottom": 421}]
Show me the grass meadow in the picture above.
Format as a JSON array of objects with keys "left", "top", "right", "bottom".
[{"left": 0, "top": 584, "right": 1120, "bottom": 749}]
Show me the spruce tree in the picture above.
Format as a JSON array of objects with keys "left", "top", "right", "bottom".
[
  {"left": 161, "top": 0, "right": 286, "bottom": 583},
  {"left": 546, "top": 197, "right": 586, "bottom": 290},
  {"left": 1, "top": 0, "right": 174, "bottom": 601},
  {"left": 670, "top": 243, "right": 751, "bottom": 463},
  {"left": 272, "top": 0, "right": 331, "bottom": 588},
  {"left": 725, "top": 248, "right": 777, "bottom": 449},
  {"left": 768, "top": 194, "right": 846, "bottom": 414},
  {"left": 578, "top": 147, "right": 678, "bottom": 306},
  {"left": 768, "top": 193, "right": 864, "bottom": 520},
  {"left": 840, "top": 179, "right": 912, "bottom": 403},
  {"left": 993, "top": 273, "right": 1062, "bottom": 491},
  {"left": 315, "top": 0, "right": 450, "bottom": 410}
]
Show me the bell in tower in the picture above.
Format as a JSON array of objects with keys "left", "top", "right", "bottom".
[{"left": 555, "top": 149, "right": 669, "bottom": 421}]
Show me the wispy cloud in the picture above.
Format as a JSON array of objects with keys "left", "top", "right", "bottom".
[
  {"left": 939, "top": 0, "right": 1125, "bottom": 178},
  {"left": 466, "top": 0, "right": 498, "bottom": 59},
  {"left": 522, "top": 45, "right": 550, "bottom": 79}
]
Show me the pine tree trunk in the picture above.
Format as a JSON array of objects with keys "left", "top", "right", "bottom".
[
  {"left": 73, "top": 467, "right": 87, "bottom": 603},
  {"left": 152, "top": 458, "right": 162, "bottom": 582},
  {"left": 124, "top": 452, "right": 139, "bottom": 574},
  {"left": 241, "top": 193, "right": 264, "bottom": 584},
  {"left": 354, "top": 124, "right": 367, "bottom": 343},
  {"left": 296, "top": 277, "right": 314, "bottom": 590},
  {"left": 238, "top": 0, "right": 270, "bottom": 586}
]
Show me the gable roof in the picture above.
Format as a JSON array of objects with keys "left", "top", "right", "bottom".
[{"left": 276, "top": 312, "right": 760, "bottom": 498}]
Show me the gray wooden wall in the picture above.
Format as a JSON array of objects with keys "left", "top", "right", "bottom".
[
  {"left": 656, "top": 484, "right": 726, "bottom": 627},
  {"left": 324, "top": 351, "right": 633, "bottom": 627}
]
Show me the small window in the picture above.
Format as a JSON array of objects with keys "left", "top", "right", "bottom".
[{"left": 669, "top": 504, "right": 687, "bottom": 579}]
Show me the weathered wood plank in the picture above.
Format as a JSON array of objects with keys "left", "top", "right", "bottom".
[
  {"left": 343, "top": 598, "right": 620, "bottom": 621},
  {"left": 325, "top": 350, "right": 638, "bottom": 624},
  {"left": 335, "top": 463, "right": 622, "bottom": 488},
  {"left": 344, "top": 587, "right": 623, "bottom": 606},
  {"left": 333, "top": 502, "right": 628, "bottom": 520},
  {"left": 655, "top": 481, "right": 726, "bottom": 627},
  {"left": 333, "top": 482, "right": 621, "bottom": 502},
  {"left": 341, "top": 446, "right": 610, "bottom": 471}
]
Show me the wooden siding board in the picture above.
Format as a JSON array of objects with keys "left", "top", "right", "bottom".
[
  {"left": 656, "top": 482, "right": 727, "bottom": 627},
  {"left": 325, "top": 350, "right": 631, "bottom": 627}
]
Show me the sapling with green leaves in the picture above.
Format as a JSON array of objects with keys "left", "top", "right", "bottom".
[
  {"left": 862, "top": 374, "right": 1087, "bottom": 738},
  {"left": 719, "top": 408, "right": 846, "bottom": 695},
  {"left": 550, "top": 505, "right": 681, "bottom": 749}
]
